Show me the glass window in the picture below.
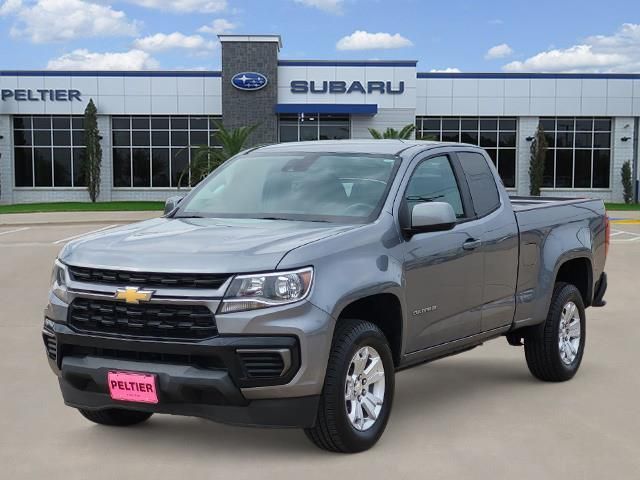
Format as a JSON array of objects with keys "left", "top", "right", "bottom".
[
  {"left": 405, "top": 156, "right": 464, "bottom": 219},
  {"left": 178, "top": 152, "right": 399, "bottom": 224},
  {"left": 111, "top": 116, "right": 222, "bottom": 188},
  {"left": 458, "top": 151, "right": 500, "bottom": 217},
  {"left": 34, "top": 148, "right": 53, "bottom": 187},
  {"left": 442, "top": 131, "right": 460, "bottom": 142},
  {"left": 171, "top": 148, "right": 189, "bottom": 187},
  {"left": 152, "top": 149, "right": 170, "bottom": 187},
  {"left": 132, "top": 148, "right": 151, "bottom": 187},
  {"left": 574, "top": 150, "right": 592, "bottom": 188},
  {"left": 73, "top": 149, "right": 86, "bottom": 187},
  {"left": 498, "top": 149, "right": 516, "bottom": 188},
  {"left": 113, "top": 148, "right": 132, "bottom": 187},
  {"left": 415, "top": 117, "right": 517, "bottom": 188},
  {"left": 593, "top": 150, "right": 610, "bottom": 188},
  {"left": 190, "top": 130, "right": 209, "bottom": 145},
  {"left": 14, "top": 148, "right": 33, "bottom": 187},
  {"left": 13, "top": 115, "right": 86, "bottom": 187},
  {"left": 53, "top": 148, "right": 72, "bottom": 187},
  {"left": 132, "top": 130, "right": 150, "bottom": 146},
  {"left": 113, "top": 131, "right": 130, "bottom": 147},
  {"left": 541, "top": 117, "right": 612, "bottom": 188},
  {"left": 555, "top": 150, "right": 573, "bottom": 188},
  {"left": 279, "top": 113, "right": 350, "bottom": 142},
  {"left": 442, "top": 118, "right": 459, "bottom": 130}
]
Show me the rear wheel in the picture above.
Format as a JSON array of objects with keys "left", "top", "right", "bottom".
[
  {"left": 524, "top": 282, "right": 586, "bottom": 382},
  {"left": 78, "top": 408, "right": 153, "bottom": 426},
  {"left": 304, "top": 319, "right": 395, "bottom": 453}
]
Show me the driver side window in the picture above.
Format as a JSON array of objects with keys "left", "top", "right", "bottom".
[{"left": 405, "top": 155, "right": 465, "bottom": 218}]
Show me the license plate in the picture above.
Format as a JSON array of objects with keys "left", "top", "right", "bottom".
[{"left": 108, "top": 371, "right": 158, "bottom": 404}]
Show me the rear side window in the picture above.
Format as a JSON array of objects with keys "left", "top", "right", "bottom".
[{"left": 457, "top": 151, "right": 500, "bottom": 217}]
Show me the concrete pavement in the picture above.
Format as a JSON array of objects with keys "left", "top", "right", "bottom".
[{"left": 0, "top": 220, "right": 639, "bottom": 479}]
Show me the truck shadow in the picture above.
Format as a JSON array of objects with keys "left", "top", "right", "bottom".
[{"left": 72, "top": 357, "right": 543, "bottom": 456}]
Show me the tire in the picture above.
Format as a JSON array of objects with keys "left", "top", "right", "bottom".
[
  {"left": 304, "top": 319, "right": 395, "bottom": 453},
  {"left": 524, "top": 282, "right": 586, "bottom": 382},
  {"left": 78, "top": 408, "right": 153, "bottom": 426}
]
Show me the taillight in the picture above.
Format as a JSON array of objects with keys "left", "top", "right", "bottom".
[{"left": 604, "top": 214, "right": 610, "bottom": 258}]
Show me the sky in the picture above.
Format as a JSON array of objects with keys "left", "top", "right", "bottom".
[{"left": 0, "top": 0, "right": 639, "bottom": 72}]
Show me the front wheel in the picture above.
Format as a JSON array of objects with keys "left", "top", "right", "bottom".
[
  {"left": 524, "top": 282, "right": 586, "bottom": 382},
  {"left": 304, "top": 319, "right": 395, "bottom": 453}
]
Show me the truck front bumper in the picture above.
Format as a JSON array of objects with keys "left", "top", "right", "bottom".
[{"left": 43, "top": 320, "right": 320, "bottom": 428}]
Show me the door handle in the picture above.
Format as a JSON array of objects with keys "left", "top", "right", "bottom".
[{"left": 462, "top": 238, "right": 482, "bottom": 250}]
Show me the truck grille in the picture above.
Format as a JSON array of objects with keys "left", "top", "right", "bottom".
[
  {"left": 68, "top": 265, "right": 229, "bottom": 289},
  {"left": 237, "top": 351, "right": 286, "bottom": 378},
  {"left": 68, "top": 298, "right": 218, "bottom": 340}
]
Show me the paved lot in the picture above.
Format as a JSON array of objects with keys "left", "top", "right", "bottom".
[{"left": 1, "top": 215, "right": 639, "bottom": 479}]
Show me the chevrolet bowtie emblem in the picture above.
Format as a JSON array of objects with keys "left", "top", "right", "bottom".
[{"left": 115, "top": 287, "right": 154, "bottom": 304}]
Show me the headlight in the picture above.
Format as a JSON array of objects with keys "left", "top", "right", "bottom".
[
  {"left": 50, "top": 260, "right": 69, "bottom": 302},
  {"left": 219, "top": 267, "right": 313, "bottom": 313}
]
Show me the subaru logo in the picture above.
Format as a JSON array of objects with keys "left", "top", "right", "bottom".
[{"left": 231, "top": 72, "right": 268, "bottom": 91}]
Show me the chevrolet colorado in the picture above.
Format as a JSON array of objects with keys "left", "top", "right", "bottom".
[{"left": 43, "top": 140, "right": 609, "bottom": 452}]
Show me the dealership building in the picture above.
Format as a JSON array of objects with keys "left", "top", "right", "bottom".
[{"left": 1, "top": 34, "right": 639, "bottom": 205}]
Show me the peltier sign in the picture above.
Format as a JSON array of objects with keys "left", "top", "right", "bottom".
[{"left": 1, "top": 89, "right": 82, "bottom": 101}]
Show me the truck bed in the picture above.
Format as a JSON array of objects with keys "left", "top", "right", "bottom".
[{"left": 509, "top": 195, "right": 595, "bottom": 212}]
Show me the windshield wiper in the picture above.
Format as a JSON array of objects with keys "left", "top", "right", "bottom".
[
  {"left": 258, "top": 217, "right": 332, "bottom": 223},
  {"left": 405, "top": 195, "right": 444, "bottom": 202},
  {"left": 174, "top": 214, "right": 205, "bottom": 219}
]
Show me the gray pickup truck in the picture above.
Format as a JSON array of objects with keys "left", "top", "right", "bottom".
[{"left": 43, "top": 140, "right": 609, "bottom": 452}]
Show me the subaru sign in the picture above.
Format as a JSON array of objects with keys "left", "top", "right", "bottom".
[
  {"left": 231, "top": 72, "right": 268, "bottom": 91},
  {"left": 290, "top": 80, "right": 404, "bottom": 95}
]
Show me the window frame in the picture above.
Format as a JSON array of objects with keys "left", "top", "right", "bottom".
[
  {"left": 12, "top": 115, "right": 86, "bottom": 189},
  {"left": 415, "top": 116, "right": 518, "bottom": 189},
  {"left": 540, "top": 117, "right": 613, "bottom": 190},
  {"left": 111, "top": 115, "right": 222, "bottom": 189},
  {"left": 398, "top": 151, "right": 475, "bottom": 231}
]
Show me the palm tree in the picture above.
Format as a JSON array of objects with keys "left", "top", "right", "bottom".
[
  {"left": 178, "top": 121, "right": 257, "bottom": 187},
  {"left": 368, "top": 124, "right": 416, "bottom": 139}
]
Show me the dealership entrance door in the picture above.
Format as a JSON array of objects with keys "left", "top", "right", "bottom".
[{"left": 278, "top": 113, "right": 350, "bottom": 142}]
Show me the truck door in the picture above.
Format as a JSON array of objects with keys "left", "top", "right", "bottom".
[
  {"left": 455, "top": 151, "right": 519, "bottom": 332},
  {"left": 401, "top": 153, "right": 485, "bottom": 353}
]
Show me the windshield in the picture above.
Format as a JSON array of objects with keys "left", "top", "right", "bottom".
[{"left": 177, "top": 152, "right": 400, "bottom": 223}]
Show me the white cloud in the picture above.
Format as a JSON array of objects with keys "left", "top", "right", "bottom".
[
  {"left": 4, "top": 0, "right": 138, "bottom": 43},
  {"left": 133, "top": 32, "right": 216, "bottom": 52},
  {"left": 0, "top": 0, "right": 22, "bottom": 15},
  {"left": 293, "top": 0, "right": 343, "bottom": 14},
  {"left": 336, "top": 30, "right": 413, "bottom": 51},
  {"left": 430, "top": 67, "right": 461, "bottom": 73},
  {"left": 198, "top": 18, "right": 236, "bottom": 35},
  {"left": 485, "top": 43, "right": 513, "bottom": 59},
  {"left": 127, "top": 0, "right": 226, "bottom": 13},
  {"left": 47, "top": 49, "right": 158, "bottom": 70},
  {"left": 503, "top": 23, "right": 640, "bottom": 73},
  {"left": 488, "top": 19, "right": 503, "bottom": 25}
]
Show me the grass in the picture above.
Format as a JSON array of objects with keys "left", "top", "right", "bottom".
[
  {"left": 0, "top": 201, "right": 164, "bottom": 214},
  {"left": 605, "top": 203, "right": 640, "bottom": 211}
]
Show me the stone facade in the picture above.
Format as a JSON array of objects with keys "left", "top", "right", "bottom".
[{"left": 221, "top": 40, "right": 279, "bottom": 147}]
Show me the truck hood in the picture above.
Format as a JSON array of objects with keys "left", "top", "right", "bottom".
[{"left": 59, "top": 217, "right": 358, "bottom": 273}]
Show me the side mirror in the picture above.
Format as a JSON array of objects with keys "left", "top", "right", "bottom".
[
  {"left": 164, "top": 195, "right": 184, "bottom": 215},
  {"left": 409, "top": 202, "right": 457, "bottom": 234}
]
